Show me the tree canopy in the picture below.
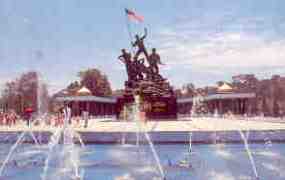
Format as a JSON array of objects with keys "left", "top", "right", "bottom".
[
  {"left": 78, "top": 68, "right": 112, "bottom": 96},
  {"left": 1, "top": 71, "right": 49, "bottom": 114}
]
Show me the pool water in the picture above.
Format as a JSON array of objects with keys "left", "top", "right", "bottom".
[{"left": 0, "top": 142, "right": 285, "bottom": 180}]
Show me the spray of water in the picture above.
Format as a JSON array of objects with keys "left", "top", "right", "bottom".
[
  {"left": 239, "top": 130, "right": 259, "bottom": 179},
  {"left": 41, "top": 105, "right": 84, "bottom": 180},
  {"left": 133, "top": 95, "right": 166, "bottom": 180},
  {"left": 0, "top": 132, "right": 26, "bottom": 176},
  {"left": 0, "top": 119, "right": 42, "bottom": 176},
  {"left": 42, "top": 128, "right": 62, "bottom": 180},
  {"left": 188, "top": 132, "right": 192, "bottom": 164}
]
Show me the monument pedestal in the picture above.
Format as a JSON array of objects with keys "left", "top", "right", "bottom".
[
  {"left": 117, "top": 94, "right": 177, "bottom": 120},
  {"left": 144, "top": 95, "right": 177, "bottom": 120},
  {"left": 117, "top": 80, "right": 177, "bottom": 120}
]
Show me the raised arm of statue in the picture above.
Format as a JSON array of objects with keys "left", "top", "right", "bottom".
[
  {"left": 157, "top": 55, "right": 165, "bottom": 65},
  {"left": 142, "top": 28, "right": 147, "bottom": 40},
  {"left": 118, "top": 55, "right": 126, "bottom": 64},
  {"left": 158, "top": 58, "right": 165, "bottom": 65},
  {"left": 118, "top": 55, "right": 123, "bottom": 60}
]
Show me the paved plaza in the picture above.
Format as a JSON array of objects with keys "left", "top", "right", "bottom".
[{"left": 0, "top": 117, "right": 284, "bottom": 133}]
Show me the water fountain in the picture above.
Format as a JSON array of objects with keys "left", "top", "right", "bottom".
[
  {"left": 213, "top": 109, "right": 219, "bottom": 118},
  {"left": 188, "top": 132, "right": 192, "bottom": 156},
  {"left": 1, "top": 93, "right": 285, "bottom": 179},
  {"left": 239, "top": 130, "right": 259, "bottom": 179},
  {"left": 188, "top": 94, "right": 262, "bottom": 179},
  {"left": 41, "top": 104, "right": 85, "bottom": 180},
  {"left": 0, "top": 71, "right": 51, "bottom": 177},
  {"left": 190, "top": 94, "right": 208, "bottom": 118},
  {"left": 0, "top": 104, "right": 85, "bottom": 180},
  {"left": 126, "top": 94, "right": 166, "bottom": 180}
]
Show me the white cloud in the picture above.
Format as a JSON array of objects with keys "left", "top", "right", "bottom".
[
  {"left": 147, "top": 15, "right": 285, "bottom": 87},
  {"left": 154, "top": 27, "right": 285, "bottom": 69}
]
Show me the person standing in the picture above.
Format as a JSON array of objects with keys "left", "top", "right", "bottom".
[{"left": 24, "top": 108, "right": 33, "bottom": 127}]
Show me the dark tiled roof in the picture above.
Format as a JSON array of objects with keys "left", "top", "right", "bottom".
[
  {"left": 54, "top": 96, "right": 117, "bottom": 103},
  {"left": 178, "top": 92, "right": 256, "bottom": 103}
]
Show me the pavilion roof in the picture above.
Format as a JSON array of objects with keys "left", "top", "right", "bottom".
[
  {"left": 77, "top": 86, "right": 92, "bottom": 95},
  {"left": 217, "top": 83, "right": 233, "bottom": 93}
]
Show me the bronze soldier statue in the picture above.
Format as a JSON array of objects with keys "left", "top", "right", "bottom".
[
  {"left": 118, "top": 49, "right": 145, "bottom": 81},
  {"left": 118, "top": 49, "right": 133, "bottom": 81},
  {"left": 132, "top": 28, "right": 148, "bottom": 59},
  {"left": 148, "top": 48, "right": 164, "bottom": 74},
  {"left": 132, "top": 57, "right": 145, "bottom": 80}
]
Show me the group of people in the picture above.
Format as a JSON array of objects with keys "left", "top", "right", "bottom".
[
  {"left": 118, "top": 28, "right": 164, "bottom": 82},
  {"left": 0, "top": 109, "right": 91, "bottom": 128},
  {"left": 0, "top": 111, "right": 19, "bottom": 126},
  {"left": 44, "top": 113, "right": 89, "bottom": 128}
]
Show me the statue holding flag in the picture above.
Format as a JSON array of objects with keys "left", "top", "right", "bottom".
[
  {"left": 121, "top": 8, "right": 171, "bottom": 91},
  {"left": 119, "top": 8, "right": 177, "bottom": 120},
  {"left": 132, "top": 28, "right": 148, "bottom": 60}
]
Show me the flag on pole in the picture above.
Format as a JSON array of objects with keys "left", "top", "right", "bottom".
[{"left": 125, "top": 8, "right": 144, "bottom": 23}]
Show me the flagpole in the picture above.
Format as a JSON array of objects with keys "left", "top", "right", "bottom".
[{"left": 125, "top": 9, "right": 135, "bottom": 53}]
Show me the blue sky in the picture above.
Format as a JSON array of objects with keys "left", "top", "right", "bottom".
[{"left": 1, "top": 0, "right": 285, "bottom": 93}]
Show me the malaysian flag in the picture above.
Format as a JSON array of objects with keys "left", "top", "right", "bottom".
[{"left": 125, "top": 8, "right": 144, "bottom": 23}]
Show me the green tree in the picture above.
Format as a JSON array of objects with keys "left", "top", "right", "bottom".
[
  {"left": 1, "top": 71, "right": 49, "bottom": 114},
  {"left": 182, "top": 83, "right": 195, "bottom": 97},
  {"left": 2, "top": 81, "right": 19, "bottom": 112},
  {"left": 216, "top": 81, "right": 224, "bottom": 87},
  {"left": 232, "top": 74, "right": 259, "bottom": 91},
  {"left": 67, "top": 81, "right": 80, "bottom": 90},
  {"left": 78, "top": 68, "right": 112, "bottom": 96}
]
